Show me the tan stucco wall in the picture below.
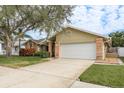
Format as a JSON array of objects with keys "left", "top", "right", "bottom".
[
  {"left": 56, "top": 28, "right": 98, "bottom": 44},
  {"left": 55, "top": 27, "right": 106, "bottom": 60}
]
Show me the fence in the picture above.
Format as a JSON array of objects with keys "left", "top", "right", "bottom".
[{"left": 118, "top": 47, "right": 124, "bottom": 57}]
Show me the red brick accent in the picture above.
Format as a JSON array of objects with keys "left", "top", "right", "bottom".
[
  {"left": 55, "top": 42, "right": 60, "bottom": 58},
  {"left": 96, "top": 38, "right": 105, "bottom": 60}
]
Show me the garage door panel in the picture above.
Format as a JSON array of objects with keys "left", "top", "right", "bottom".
[{"left": 60, "top": 43, "right": 96, "bottom": 59}]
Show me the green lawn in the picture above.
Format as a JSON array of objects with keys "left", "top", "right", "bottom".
[
  {"left": 0, "top": 56, "right": 49, "bottom": 68},
  {"left": 79, "top": 64, "right": 124, "bottom": 88},
  {"left": 120, "top": 57, "right": 124, "bottom": 63}
]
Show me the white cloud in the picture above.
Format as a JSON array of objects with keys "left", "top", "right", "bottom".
[
  {"left": 27, "top": 5, "right": 124, "bottom": 39},
  {"left": 26, "top": 31, "right": 47, "bottom": 40},
  {"left": 70, "top": 5, "right": 124, "bottom": 35}
]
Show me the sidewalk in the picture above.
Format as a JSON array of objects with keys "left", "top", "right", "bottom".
[{"left": 71, "top": 81, "right": 108, "bottom": 88}]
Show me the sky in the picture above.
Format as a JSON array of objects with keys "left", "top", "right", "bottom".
[{"left": 27, "top": 5, "right": 124, "bottom": 40}]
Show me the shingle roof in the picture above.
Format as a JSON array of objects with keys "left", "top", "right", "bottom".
[
  {"left": 22, "top": 38, "right": 47, "bottom": 45},
  {"left": 33, "top": 39, "right": 45, "bottom": 44}
]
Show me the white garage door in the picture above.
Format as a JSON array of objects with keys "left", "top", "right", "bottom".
[{"left": 60, "top": 43, "right": 96, "bottom": 59}]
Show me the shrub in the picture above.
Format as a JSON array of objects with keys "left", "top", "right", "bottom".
[
  {"left": 34, "top": 51, "right": 41, "bottom": 57},
  {"left": 19, "top": 48, "right": 36, "bottom": 56},
  {"left": 34, "top": 51, "right": 49, "bottom": 58},
  {"left": 109, "top": 31, "right": 124, "bottom": 47}
]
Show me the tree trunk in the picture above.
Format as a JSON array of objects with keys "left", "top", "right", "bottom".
[
  {"left": 6, "top": 47, "right": 12, "bottom": 57},
  {"left": 19, "top": 38, "right": 21, "bottom": 53},
  {"left": 5, "top": 38, "right": 13, "bottom": 57}
]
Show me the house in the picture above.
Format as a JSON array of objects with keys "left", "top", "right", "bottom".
[
  {"left": 12, "top": 39, "right": 28, "bottom": 55},
  {"left": 47, "top": 25, "right": 109, "bottom": 60},
  {"left": 0, "top": 38, "right": 48, "bottom": 55},
  {"left": 0, "top": 41, "right": 5, "bottom": 55},
  {"left": 0, "top": 25, "right": 109, "bottom": 60},
  {"left": 23, "top": 39, "right": 48, "bottom": 52},
  {"left": 0, "top": 39, "right": 27, "bottom": 55},
  {"left": 13, "top": 39, "right": 48, "bottom": 55}
]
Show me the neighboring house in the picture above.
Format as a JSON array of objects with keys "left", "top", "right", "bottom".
[
  {"left": 23, "top": 39, "right": 48, "bottom": 51},
  {"left": 13, "top": 39, "right": 48, "bottom": 55},
  {"left": 47, "top": 25, "right": 110, "bottom": 60},
  {"left": 0, "top": 41, "right": 1, "bottom": 54},
  {"left": 12, "top": 39, "right": 27, "bottom": 55},
  {"left": 0, "top": 41, "right": 5, "bottom": 55},
  {"left": 0, "top": 39, "right": 27, "bottom": 55},
  {"left": 0, "top": 39, "right": 48, "bottom": 55}
]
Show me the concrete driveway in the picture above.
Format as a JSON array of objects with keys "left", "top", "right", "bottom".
[{"left": 0, "top": 59, "right": 94, "bottom": 88}]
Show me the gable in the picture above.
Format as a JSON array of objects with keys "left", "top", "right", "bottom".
[{"left": 56, "top": 27, "right": 102, "bottom": 44}]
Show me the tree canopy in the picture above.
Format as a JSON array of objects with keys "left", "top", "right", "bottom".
[
  {"left": 109, "top": 31, "right": 124, "bottom": 47},
  {"left": 0, "top": 5, "right": 74, "bottom": 56}
]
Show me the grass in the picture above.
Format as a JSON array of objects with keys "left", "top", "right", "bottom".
[
  {"left": 120, "top": 57, "right": 124, "bottom": 63},
  {"left": 0, "top": 55, "right": 49, "bottom": 68},
  {"left": 79, "top": 64, "right": 124, "bottom": 88}
]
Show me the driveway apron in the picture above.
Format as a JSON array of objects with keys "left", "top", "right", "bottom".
[{"left": 0, "top": 59, "right": 94, "bottom": 88}]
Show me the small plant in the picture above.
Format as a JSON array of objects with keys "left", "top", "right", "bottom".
[
  {"left": 19, "top": 48, "right": 36, "bottom": 56},
  {"left": 34, "top": 51, "right": 49, "bottom": 58},
  {"left": 34, "top": 51, "right": 42, "bottom": 56}
]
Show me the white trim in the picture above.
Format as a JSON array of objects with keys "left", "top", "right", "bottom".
[{"left": 64, "top": 24, "right": 108, "bottom": 38}]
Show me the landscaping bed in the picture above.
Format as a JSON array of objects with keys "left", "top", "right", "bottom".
[
  {"left": 79, "top": 64, "right": 124, "bottom": 88},
  {"left": 0, "top": 56, "right": 49, "bottom": 68}
]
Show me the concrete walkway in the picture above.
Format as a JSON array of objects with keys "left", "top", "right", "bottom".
[
  {"left": 71, "top": 81, "right": 108, "bottom": 88},
  {"left": 0, "top": 59, "right": 94, "bottom": 88}
]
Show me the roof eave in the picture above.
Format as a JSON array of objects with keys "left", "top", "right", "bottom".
[{"left": 64, "top": 24, "right": 108, "bottom": 39}]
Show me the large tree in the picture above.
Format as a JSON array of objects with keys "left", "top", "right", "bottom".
[
  {"left": 109, "top": 31, "right": 124, "bottom": 47},
  {"left": 0, "top": 5, "right": 74, "bottom": 57},
  {"left": 13, "top": 28, "right": 32, "bottom": 52}
]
